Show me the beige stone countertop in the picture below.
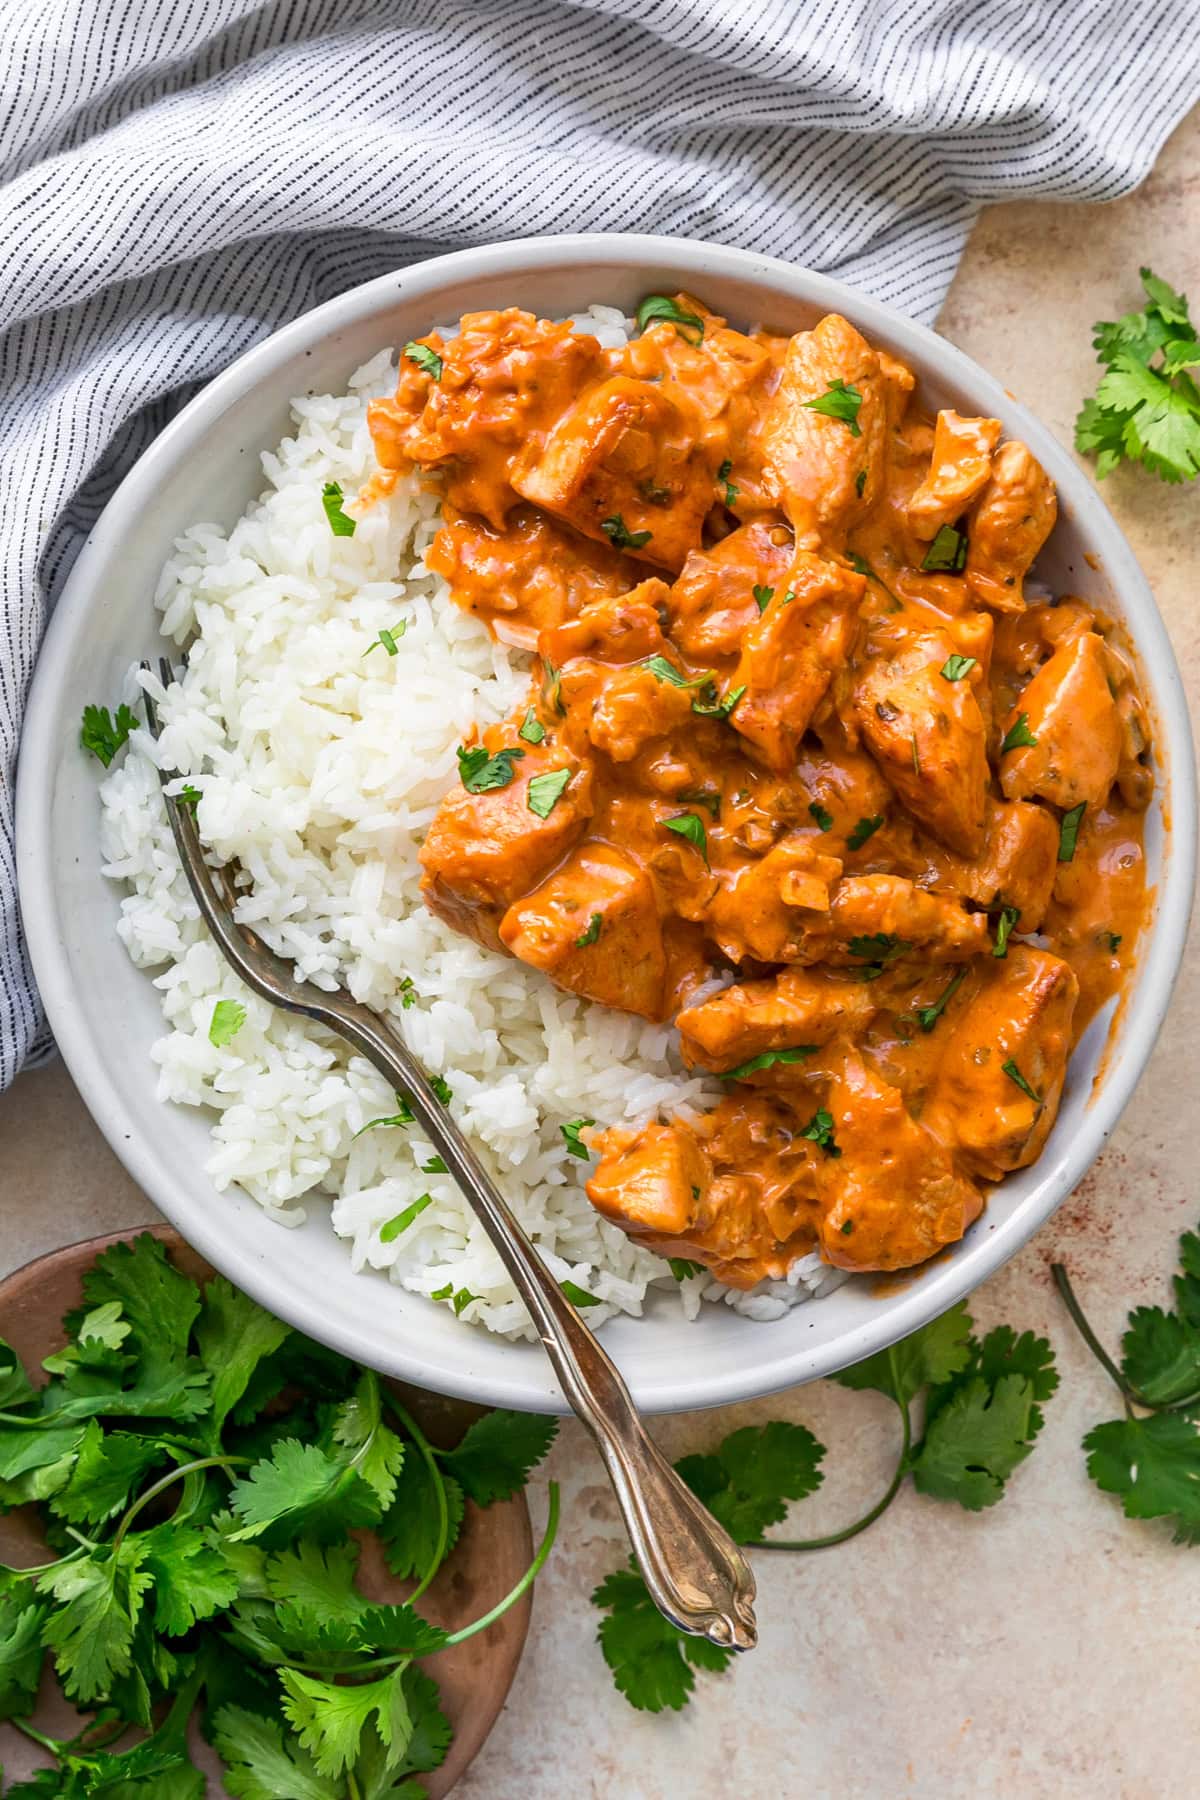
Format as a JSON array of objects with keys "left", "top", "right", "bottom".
[{"left": 2, "top": 106, "right": 1197, "bottom": 1800}]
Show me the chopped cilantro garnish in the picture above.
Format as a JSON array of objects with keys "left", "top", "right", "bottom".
[
  {"left": 561, "top": 1280, "right": 603, "bottom": 1308},
  {"left": 808, "top": 801, "right": 834, "bottom": 831},
  {"left": 398, "top": 975, "right": 417, "bottom": 1008},
  {"left": 518, "top": 707, "right": 546, "bottom": 744},
  {"left": 635, "top": 294, "right": 706, "bottom": 343},
  {"left": 561, "top": 1118, "right": 595, "bottom": 1160},
  {"left": 993, "top": 905, "right": 1021, "bottom": 958},
  {"left": 641, "top": 654, "right": 710, "bottom": 689},
  {"left": 208, "top": 999, "right": 246, "bottom": 1047},
  {"left": 915, "top": 969, "right": 967, "bottom": 1033},
  {"left": 846, "top": 814, "right": 884, "bottom": 851},
  {"left": 429, "top": 1074, "right": 453, "bottom": 1105},
  {"left": 1102, "top": 929, "right": 1123, "bottom": 952},
  {"left": 721, "top": 1046, "right": 818, "bottom": 1080},
  {"left": 1002, "top": 1058, "right": 1041, "bottom": 1103},
  {"left": 717, "top": 458, "right": 738, "bottom": 507},
  {"left": 1058, "top": 802, "right": 1086, "bottom": 863},
  {"left": 421, "top": 1154, "right": 448, "bottom": 1173},
  {"left": 527, "top": 767, "right": 573, "bottom": 818},
  {"left": 80, "top": 701, "right": 139, "bottom": 767},
  {"left": 380, "top": 1193, "right": 433, "bottom": 1242},
  {"left": 355, "top": 1094, "right": 415, "bottom": 1134},
  {"left": 940, "top": 654, "right": 977, "bottom": 681},
  {"left": 668, "top": 1258, "right": 705, "bottom": 1281},
  {"left": 364, "top": 619, "right": 406, "bottom": 656},
  {"left": 404, "top": 339, "right": 443, "bottom": 380},
  {"left": 457, "top": 742, "right": 525, "bottom": 792},
  {"left": 848, "top": 933, "right": 910, "bottom": 975},
  {"left": 431, "top": 1282, "right": 479, "bottom": 1316},
  {"left": 921, "top": 525, "right": 968, "bottom": 572},
  {"left": 662, "top": 810, "right": 708, "bottom": 864},
  {"left": 800, "top": 1108, "right": 841, "bottom": 1157},
  {"left": 179, "top": 782, "right": 202, "bottom": 810},
  {"left": 601, "top": 514, "right": 652, "bottom": 551},
  {"left": 752, "top": 583, "right": 774, "bottom": 614},
  {"left": 575, "top": 912, "right": 602, "bottom": 948},
  {"left": 541, "top": 657, "right": 565, "bottom": 716},
  {"left": 803, "top": 378, "right": 863, "bottom": 436},
  {"left": 855, "top": 468, "right": 867, "bottom": 497},
  {"left": 1001, "top": 713, "right": 1038, "bottom": 753},
  {"left": 321, "top": 481, "right": 357, "bottom": 536},
  {"left": 691, "top": 682, "right": 745, "bottom": 719}
]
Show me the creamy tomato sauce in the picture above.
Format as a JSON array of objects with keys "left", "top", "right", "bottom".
[{"left": 367, "top": 294, "right": 1152, "bottom": 1291}]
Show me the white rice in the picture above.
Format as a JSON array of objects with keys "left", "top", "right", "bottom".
[{"left": 98, "top": 312, "right": 842, "bottom": 1340}]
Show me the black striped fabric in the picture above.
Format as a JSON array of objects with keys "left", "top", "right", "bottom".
[{"left": 3, "top": 0, "right": 1197, "bottom": 1086}]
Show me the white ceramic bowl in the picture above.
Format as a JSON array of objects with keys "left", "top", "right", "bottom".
[{"left": 18, "top": 235, "right": 1196, "bottom": 1414}]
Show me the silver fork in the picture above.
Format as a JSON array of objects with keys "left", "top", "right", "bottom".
[{"left": 142, "top": 658, "right": 756, "bottom": 1651}]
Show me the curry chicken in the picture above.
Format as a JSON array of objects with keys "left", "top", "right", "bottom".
[{"left": 367, "top": 294, "right": 1152, "bottom": 1291}]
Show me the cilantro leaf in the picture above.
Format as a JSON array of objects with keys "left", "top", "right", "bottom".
[
  {"left": 209, "top": 998, "right": 246, "bottom": 1047},
  {"left": 1058, "top": 800, "right": 1086, "bottom": 862},
  {"left": 264, "top": 1538, "right": 364, "bottom": 1626},
  {"left": 675, "top": 1421, "right": 824, "bottom": 1542},
  {"left": 836, "top": 1301, "right": 973, "bottom": 1407},
  {"left": 1076, "top": 269, "right": 1200, "bottom": 483},
  {"left": 48, "top": 1420, "right": 167, "bottom": 1526},
  {"left": 1121, "top": 1306, "right": 1200, "bottom": 1407},
  {"left": 526, "top": 767, "right": 573, "bottom": 818},
  {"left": 518, "top": 707, "right": 545, "bottom": 744},
  {"left": 403, "top": 339, "right": 443, "bottom": 381},
  {"left": 331, "top": 1371, "right": 406, "bottom": 1508},
  {"left": 81, "top": 701, "right": 139, "bottom": 767},
  {"left": 320, "top": 481, "right": 357, "bottom": 537},
  {"left": 0, "top": 1420, "right": 83, "bottom": 1485},
  {"left": 1001, "top": 712, "right": 1038, "bottom": 753},
  {"left": 280, "top": 1664, "right": 412, "bottom": 1780},
  {"left": 574, "top": 912, "right": 602, "bottom": 948},
  {"left": 0, "top": 1336, "right": 35, "bottom": 1409},
  {"left": 846, "top": 813, "right": 884, "bottom": 851},
  {"left": 662, "top": 809, "right": 708, "bottom": 864},
  {"left": 800, "top": 1107, "right": 841, "bottom": 1157},
  {"left": 752, "top": 583, "right": 774, "bottom": 613},
  {"left": 55, "top": 1233, "right": 209, "bottom": 1422},
  {"left": 0, "top": 1582, "right": 46, "bottom": 1720},
  {"left": 364, "top": 621, "right": 406, "bottom": 657},
  {"left": 196, "top": 1273, "right": 290, "bottom": 1433},
  {"left": 592, "top": 1560, "right": 734, "bottom": 1713},
  {"left": 639, "top": 654, "right": 709, "bottom": 689},
  {"left": 561, "top": 1117, "right": 594, "bottom": 1160},
  {"left": 440, "top": 1409, "right": 557, "bottom": 1506},
  {"left": 561, "top": 1279, "right": 602, "bottom": 1308},
  {"left": 808, "top": 800, "right": 834, "bottom": 831},
  {"left": 668, "top": 1258, "right": 705, "bottom": 1281},
  {"left": 915, "top": 967, "right": 968, "bottom": 1032},
  {"left": 213, "top": 1705, "right": 341, "bottom": 1800},
  {"left": 1084, "top": 1413, "right": 1200, "bottom": 1543},
  {"left": 456, "top": 742, "right": 524, "bottom": 793},
  {"left": 141, "top": 1521, "right": 241, "bottom": 1635},
  {"left": 992, "top": 904, "right": 1020, "bottom": 959},
  {"left": 228, "top": 1439, "right": 381, "bottom": 1545},
  {"left": 635, "top": 294, "right": 705, "bottom": 343},
  {"left": 379, "top": 1455, "right": 465, "bottom": 1582},
  {"left": 380, "top": 1194, "right": 433, "bottom": 1242},
  {"left": 911, "top": 1373, "right": 1045, "bottom": 1510},
  {"left": 803, "top": 378, "right": 863, "bottom": 436},
  {"left": 921, "top": 525, "right": 968, "bottom": 572},
  {"left": 600, "top": 514, "right": 652, "bottom": 551},
  {"left": 39, "top": 1537, "right": 153, "bottom": 1702}
]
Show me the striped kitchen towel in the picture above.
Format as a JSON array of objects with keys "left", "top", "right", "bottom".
[{"left": 3, "top": 0, "right": 1198, "bottom": 1087}]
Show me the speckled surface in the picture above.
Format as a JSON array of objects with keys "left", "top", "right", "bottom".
[{"left": 2, "top": 105, "right": 1197, "bottom": 1798}]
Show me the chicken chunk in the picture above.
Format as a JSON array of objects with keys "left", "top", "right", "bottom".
[
  {"left": 368, "top": 309, "right": 606, "bottom": 529},
  {"left": 851, "top": 630, "right": 990, "bottom": 856},
  {"left": 425, "top": 504, "right": 638, "bottom": 647},
  {"left": 677, "top": 969, "right": 878, "bottom": 1074},
  {"left": 795, "top": 874, "right": 989, "bottom": 967},
  {"left": 965, "top": 440, "right": 1057, "bottom": 612},
  {"left": 922, "top": 946, "right": 1079, "bottom": 1180},
  {"left": 499, "top": 843, "right": 669, "bottom": 1020},
  {"left": 704, "top": 839, "right": 844, "bottom": 965},
  {"left": 729, "top": 551, "right": 864, "bottom": 771},
  {"left": 420, "top": 743, "right": 594, "bottom": 948},
  {"left": 907, "top": 410, "right": 1002, "bottom": 539},
  {"left": 513, "top": 375, "right": 713, "bottom": 572},
  {"left": 587, "top": 1100, "right": 822, "bottom": 1287},
  {"left": 930, "top": 799, "right": 1059, "bottom": 930},
  {"left": 813, "top": 1053, "right": 983, "bottom": 1271},
  {"left": 760, "top": 314, "right": 889, "bottom": 540},
  {"left": 999, "top": 631, "right": 1124, "bottom": 812},
  {"left": 666, "top": 521, "right": 796, "bottom": 661}
]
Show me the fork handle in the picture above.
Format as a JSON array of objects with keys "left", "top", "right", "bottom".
[{"left": 332, "top": 996, "right": 757, "bottom": 1652}]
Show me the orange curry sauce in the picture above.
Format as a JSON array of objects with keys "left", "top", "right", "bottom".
[{"left": 367, "top": 295, "right": 1151, "bottom": 1291}]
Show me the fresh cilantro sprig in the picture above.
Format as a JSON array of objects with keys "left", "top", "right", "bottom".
[
  {"left": 79, "top": 702, "right": 139, "bottom": 768},
  {"left": 592, "top": 1299, "right": 1055, "bottom": 1712},
  {"left": 0, "top": 1236, "right": 559, "bottom": 1796},
  {"left": 1054, "top": 1219, "right": 1200, "bottom": 1542},
  {"left": 1075, "top": 268, "right": 1200, "bottom": 484}
]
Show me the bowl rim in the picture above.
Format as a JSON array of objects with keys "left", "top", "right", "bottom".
[{"left": 17, "top": 231, "right": 1198, "bottom": 1413}]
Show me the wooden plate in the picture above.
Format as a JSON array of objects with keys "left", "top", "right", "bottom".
[{"left": 0, "top": 1228, "right": 533, "bottom": 1796}]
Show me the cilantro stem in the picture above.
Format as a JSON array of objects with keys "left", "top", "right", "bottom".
[
  {"left": 111, "top": 1454, "right": 251, "bottom": 1555},
  {"left": 1050, "top": 1263, "right": 1145, "bottom": 1405},
  {"left": 748, "top": 1395, "right": 912, "bottom": 1552},
  {"left": 9, "top": 1718, "right": 65, "bottom": 1755},
  {"left": 383, "top": 1396, "right": 449, "bottom": 1602},
  {"left": 347, "top": 1772, "right": 363, "bottom": 1800},
  {"left": 443, "top": 1480, "right": 560, "bottom": 1646}
]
